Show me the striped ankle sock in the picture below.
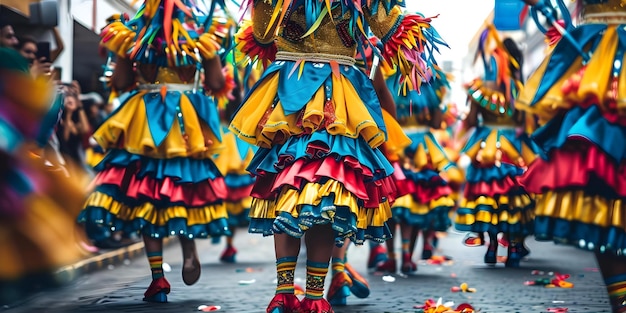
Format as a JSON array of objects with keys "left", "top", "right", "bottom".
[
  {"left": 275, "top": 256, "right": 297, "bottom": 294},
  {"left": 606, "top": 274, "right": 626, "bottom": 312},
  {"left": 305, "top": 260, "right": 329, "bottom": 300},
  {"left": 331, "top": 257, "right": 345, "bottom": 277},
  {"left": 147, "top": 252, "right": 164, "bottom": 279},
  {"left": 401, "top": 238, "right": 411, "bottom": 255}
]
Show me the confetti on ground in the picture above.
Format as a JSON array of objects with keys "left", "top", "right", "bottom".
[
  {"left": 382, "top": 275, "right": 396, "bottom": 282},
  {"left": 531, "top": 270, "right": 545, "bottom": 275},
  {"left": 197, "top": 305, "right": 221, "bottom": 311},
  {"left": 451, "top": 282, "right": 476, "bottom": 293},
  {"left": 547, "top": 308, "right": 568, "bottom": 313},
  {"left": 427, "top": 255, "right": 453, "bottom": 265},
  {"left": 414, "top": 298, "right": 475, "bottom": 313},
  {"left": 238, "top": 279, "right": 256, "bottom": 285},
  {"left": 525, "top": 273, "right": 573, "bottom": 288},
  {"left": 235, "top": 267, "right": 262, "bottom": 273}
]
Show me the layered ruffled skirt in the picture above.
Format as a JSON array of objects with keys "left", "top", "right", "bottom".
[
  {"left": 391, "top": 128, "right": 457, "bottom": 231},
  {"left": 454, "top": 126, "right": 536, "bottom": 237},
  {"left": 78, "top": 88, "right": 230, "bottom": 241},
  {"left": 517, "top": 23, "right": 626, "bottom": 255},
  {"left": 229, "top": 59, "right": 398, "bottom": 245}
]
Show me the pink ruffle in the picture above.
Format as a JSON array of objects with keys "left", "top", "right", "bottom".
[
  {"left": 251, "top": 157, "right": 397, "bottom": 208},
  {"left": 95, "top": 166, "right": 227, "bottom": 206},
  {"left": 464, "top": 176, "right": 520, "bottom": 198},
  {"left": 520, "top": 142, "right": 626, "bottom": 195}
]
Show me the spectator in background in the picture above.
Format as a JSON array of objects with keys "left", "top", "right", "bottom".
[
  {"left": 56, "top": 82, "right": 91, "bottom": 176},
  {"left": 16, "top": 36, "right": 52, "bottom": 78},
  {"left": 0, "top": 21, "right": 18, "bottom": 48}
]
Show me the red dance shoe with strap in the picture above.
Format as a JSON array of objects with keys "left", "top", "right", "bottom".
[
  {"left": 300, "top": 298, "right": 334, "bottom": 313},
  {"left": 266, "top": 293, "right": 301, "bottom": 313},
  {"left": 143, "top": 277, "right": 170, "bottom": 303}
]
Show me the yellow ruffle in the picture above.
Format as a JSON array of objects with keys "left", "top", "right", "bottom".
[
  {"left": 462, "top": 128, "right": 535, "bottom": 167},
  {"left": 535, "top": 190, "right": 626, "bottom": 229},
  {"left": 85, "top": 147, "right": 106, "bottom": 168},
  {"left": 392, "top": 194, "right": 455, "bottom": 215},
  {"left": 225, "top": 198, "right": 253, "bottom": 216},
  {"left": 213, "top": 131, "right": 255, "bottom": 175},
  {"left": 379, "top": 109, "right": 411, "bottom": 162},
  {"left": 454, "top": 194, "right": 534, "bottom": 227},
  {"left": 517, "top": 25, "right": 626, "bottom": 124},
  {"left": 84, "top": 191, "right": 228, "bottom": 227},
  {"left": 248, "top": 180, "right": 392, "bottom": 229},
  {"left": 0, "top": 194, "right": 87, "bottom": 279},
  {"left": 92, "top": 91, "right": 223, "bottom": 159},
  {"left": 229, "top": 71, "right": 386, "bottom": 149}
]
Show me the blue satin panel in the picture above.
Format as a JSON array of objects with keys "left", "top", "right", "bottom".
[
  {"left": 187, "top": 92, "right": 222, "bottom": 142},
  {"left": 143, "top": 91, "right": 181, "bottom": 147},
  {"left": 533, "top": 105, "right": 626, "bottom": 162}
]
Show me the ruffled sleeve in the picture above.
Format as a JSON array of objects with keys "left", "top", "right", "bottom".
[
  {"left": 234, "top": 0, "right": 278, "bottom": 68},
  {"left": 365, "top": 3, "right": 447, "bottom": 93}
]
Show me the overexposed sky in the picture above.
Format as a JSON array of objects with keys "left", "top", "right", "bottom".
[{"left": 407, "top": 1, "right": 494, "bottom": 64}]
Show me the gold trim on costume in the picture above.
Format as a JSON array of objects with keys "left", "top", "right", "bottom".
[{"left": 275, "top": 51, "right": 356, "bottom": 66}]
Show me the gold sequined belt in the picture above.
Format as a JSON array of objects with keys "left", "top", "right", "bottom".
[
  {"left": 138, "top": 83, "right": 194, "bottom": 93},
  {"left": 582, "top": 12, "right": 626, "bottom": 24},
  {"left": 275, "top": 51, "right": 356, "bottom": 66}
]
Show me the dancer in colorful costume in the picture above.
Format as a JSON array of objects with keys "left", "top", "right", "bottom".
[
  {"left": 77, "top": 0, "right": 231, "bottom": 303},
  {"left": 230, "top": 0, "right": 445, "bottom": 311},
  {"left": 213, "top": 61, "right": 259, "bottom": 263},
  {"left": 375, "top": 61, "right": 462, "bottom": 274},
  {"left": 454, "top": 25, "right": 537, "bottom": 268},
  {"left": 0, "top": 48, "right": 86, "bottom": 299},
  {"left": 517, "top": 0, "right": 626, "bottom": 311}
]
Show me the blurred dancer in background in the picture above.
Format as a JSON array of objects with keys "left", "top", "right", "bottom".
[{"left": 78, "top": 0, "right": 232, "bottom": 302}]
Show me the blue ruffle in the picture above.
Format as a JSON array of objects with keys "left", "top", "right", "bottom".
[
  {"left": 224, "top": 173, "right": 255, "bottom": 189},
  {"left": 248, "top": 196, "right": 392, "bottom": 246},
  {"left": 465, "top": 163, "right": 524, "bottom": 184},
  {"left": 391, "top": 205, "right": 452, "bottom": 231},
  {"left": 534, "top": 216, "right": 626, "bottom": 256},
  {"left": 227, "top": 208, "right": 250, "bottom": 227},
  {"left": 455, "top": 193, "right": 534, "bottom": 236},
  {"left": 78, "top": 207, "right": 230, "bottom": 243},
  {"left": 462, "top": 126, "right": 538, "bottom": 155},
  {"left": 404, "top": 131, "right": 447, "bottom": 156},
  {"left": 247, "top": 131, "right": 394, "bottom": 181},
  {"left": 77, "top": 184, "right": 229, "bottom": 242},
  {"left": 402, "top": 168, "right": 445, "bottom": 184},
  {"left": 95, "top": 149, "right": 223, "bottom": 184},
  {"left": 533, "top": 105, "right": 626, "bottom": 162}
]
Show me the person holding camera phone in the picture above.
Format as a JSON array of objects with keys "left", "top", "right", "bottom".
[{"left": 17, "top": 36, "right": 52, "bottom": 78}]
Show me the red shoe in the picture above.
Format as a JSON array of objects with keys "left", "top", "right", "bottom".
[
  {"left": 463, "top": 233, "right": 484, "bottom": 247},
  {"left": 300, "top": 298, "right": 334, "bottom": 313},
  {"left": 143, "top": 277, "right": 170, "bottom": 303},
  {"left": 266, "top": 293, "right": 301, "bottom": 313},
  {"left": 220, "top": 245, "right": 237, "bottom": 263},
  {"left": 344, "top": 263, "right": 370, "bottom": 298},
  {"left": 367, "top": 244, "right": 388, "bottom": 270},
  {"left": 327, "top": 272, "right": 352, "bottom": 306},
  {"left": 401, "top": 253, "right": 417, "bottom": 274},
  {"left": 375, "top": 259, "right": 397, "bottom": 273}
]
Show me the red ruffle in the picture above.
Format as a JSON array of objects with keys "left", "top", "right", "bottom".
[
  {"left": 225, "top": 185, "right": 253, "bottom": 202},
  {"left": 464, "top": 176, "right": 520, "bottom": 198},
  {"left": 95, "top": 166, "right": 227, "bottom": 206},
  {"left": 392, "top": 162, "right": 414, "bottom": 199},
  {"left": 251, "top": 157, "right": 397, "bottom": 208},
  {"left": 519, "top": 142, "right": 626, "bottom": 195},
  {"left": 410, "top": 182, "right": 452, "bottom": 203}
]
